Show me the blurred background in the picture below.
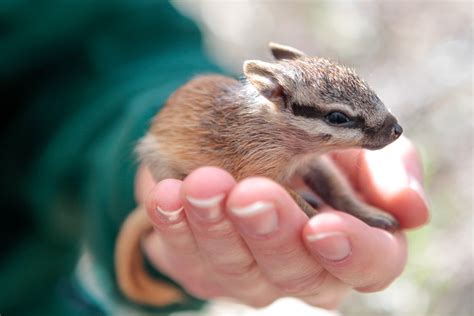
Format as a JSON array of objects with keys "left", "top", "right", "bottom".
[
  {"left": 173, "top": 1, "right": 473, "bottom": 315},
  {"left": 1, "top": 1, "right": 472, "bottom": 315}
]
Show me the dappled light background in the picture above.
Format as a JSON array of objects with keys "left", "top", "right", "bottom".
[{"left": 173, "top": 1, "right": 473, "bottom": 315}]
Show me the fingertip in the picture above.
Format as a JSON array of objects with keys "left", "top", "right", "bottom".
[
  {"left": 225, "top": 177, "right": 289, "bottom": 237},
  {"left": 181, "top": 166, "right": 237, "bottom": 200},
  {"left": 303, "top": 212, "right": 353, "bottom": 262},
  {"left": 180, "top": 167, "right": 237, "bottom": 222},
  {"left": 303, "top": 212, "right": 346, "bottom": 236},
  {"left": 226, "top": 177, "right": 306, "bottom": 224},
  {"left": 226, "top": 177, "right": 288, "bottom": 209},
  {"left": 226, "top": 177, "right": 308, "bottom": 239},
  {"left": 146, "top": 179, "right": 184, "bottom": 225},
  {"left": 388, "top": 182, "right": 430, "bottom": 229}
]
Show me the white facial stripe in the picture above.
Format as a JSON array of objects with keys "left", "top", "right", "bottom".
[{"left": 326, "top": 103, "right": 358, "bottom": 117}]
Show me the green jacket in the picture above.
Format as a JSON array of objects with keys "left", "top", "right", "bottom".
[{"left": 0, "top": 1, "right": 219, "bottom": 314}]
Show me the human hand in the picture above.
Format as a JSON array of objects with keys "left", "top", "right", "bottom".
[{"left": 136, "top": 136, "right": 429, "bottom": 308}]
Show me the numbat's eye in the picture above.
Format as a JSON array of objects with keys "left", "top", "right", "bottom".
[{"left": 325, "top": 112, "right": 351, "bottom": 126}]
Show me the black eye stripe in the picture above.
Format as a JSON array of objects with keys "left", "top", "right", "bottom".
[
  {"left": 290, "top": 103, "right": 324, "bottom": 118},
  {"left": 290, "top": 103, "right": 360, "bottom": 128}
]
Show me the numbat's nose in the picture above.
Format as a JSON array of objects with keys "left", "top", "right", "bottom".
[{"left": 392, "top": 123, "right": 403, "bottom": 139}]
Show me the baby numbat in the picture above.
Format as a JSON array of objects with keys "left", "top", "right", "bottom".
[{"left": 115, "top": 42, "right": 403, "bottom": 306}]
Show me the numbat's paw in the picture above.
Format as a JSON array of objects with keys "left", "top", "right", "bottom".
[{"left": 359, "top": 208, "right": 399, "bottom": 231}]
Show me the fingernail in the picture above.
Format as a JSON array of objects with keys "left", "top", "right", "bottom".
[
  {"left": 186, "top": 193, "right": 225, "bottom": 221},
  {"left": 306, "top": 232, "right": 351, "bottom": 261},
  {"left": 156, "top": 205, "right": 184, "bottom": 222},
  {"left": 230, "top": 201, "right": 277, "bottom": 235}
]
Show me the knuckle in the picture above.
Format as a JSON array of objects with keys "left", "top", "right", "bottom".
[
  {"left": 160, "top": 234, "right": 200, "bottom": 257},
  {"left": 152, "top": 219, "right": 189, "bottom": 234},
  {"left": 213, "top": 260, "right": 259, "bottom": 279},
  {"left": 199, "top": 220, "right": 237, "bottom": 240},
  {"left": 255, "top": 243, "right": 300, "bottom": 259}
]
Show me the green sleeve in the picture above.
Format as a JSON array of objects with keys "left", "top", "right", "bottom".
[{"left": 0, "top": 1, "right": 220, "bottom": 314}]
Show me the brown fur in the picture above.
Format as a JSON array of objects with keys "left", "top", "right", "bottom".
[{"left": 140, "top": 75, "right": 328, "bottom": 182}]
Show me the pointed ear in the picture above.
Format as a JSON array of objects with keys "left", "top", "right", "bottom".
[
  {"left": 243, "top": 60, "right": 284, "bottom": 101},
  {"left": 269, "top": 42, "right": 306, "bottom": 60}
]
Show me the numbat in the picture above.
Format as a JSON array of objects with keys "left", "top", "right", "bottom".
[{"left": 115, "top": 42, "right": 403, "bottom": 306}]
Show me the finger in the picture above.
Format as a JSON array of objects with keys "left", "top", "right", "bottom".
[
  {"left": 303, "top": 211, "right": 407, "bottom": 292},
  {"left": 225, "top": 177, "right": 342, "bottom": 298},
  {"left": 331, "top": 136, "right": 429, "bottom": 228},
  {"left": 144, "top": 178, "right": 221, "bottom": 298},
  {"left": 181, "top": 167, "right": 279, "bottom": 306}
]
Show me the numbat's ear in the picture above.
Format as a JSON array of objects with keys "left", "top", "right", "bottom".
[
  {"left": 269, "top": 42, "right": 306, "bottom": 60},
  {"left": 243, "top": 60, "right": 285, "bottom": 101}
]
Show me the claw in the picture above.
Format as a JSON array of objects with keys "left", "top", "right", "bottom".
[{"left": 363, "top": 213, "right": 399, "bottom": 231}]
